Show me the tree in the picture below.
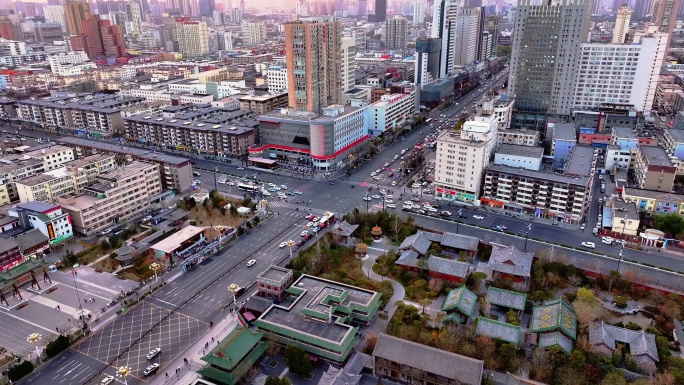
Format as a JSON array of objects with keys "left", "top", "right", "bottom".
[
  {"left": 496, "top": 46, "right": 512, "bottom": 57},
  {"left": 573, "top": 299, "right": 603, "bottom": 331},
  {"left": 306, "top": 241, "right": 325, "bottom": 276},
  {"left": 363, "top": 331, "right": 378, "bottom": 354},
  {"left": 649, "top": 371, "right": 676, "bottom": 385},
  {"left": 599, "top": 372, "right": 626, "bottom": 385},
  {"left": 265, "top": 377, "right": 291, "bottom": 385},
  {"left": 575, "top": 287, "right": 595, "bottom": 303},
  {"left": 416, "top": 258, "right": 429, "bottom": 277},
  {"left": 283, "top": 345, "right": 313, "bottom": 377},
  {"left": 100, "top": 240, "right": 111, "bottom": 250},
  {"left": 555, "top": 367, "right": 585, "bottom": 385},
  {"left": 653, "top": 213, "right": 684, "bottom": 238},
  {"left": 45, "top": 335, "right": 70, "bottom": 358},
  {"left": 8, "top": 361, "right": 34, "bottom": 382},
  {"left": 530, "top": 348, "right": 553, "bottom": 383},
  {"left": 418, "top": 298, "right": 431, "bottom": 314}
]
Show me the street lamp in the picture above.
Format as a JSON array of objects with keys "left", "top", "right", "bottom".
[
  {"left": 26, "top": 333, "right": 41, "bottom": 363},
  {"left": 286, "top": 240, "right": 295, "bottom": 259},
  {"left": 524, "top": 224, "right": 532, "bottom": 252},
  {"left": 117, "top": 366, "right": 131, "bottom": 385},
  {"left": 617, "top": 214, "right": 628, "bottom": 273},
  {"left": 214, "top": 167, "right": 219, "bottom": 192},
  {"left": 150, "top": 262, "right": 160, "bottom": 294},
  {"left": 229, "top": 283, "right": 240, "bottom": 313},
  {"left": 456, "top": 208, "right": 462, "bottom": 234},
  {"left": 365, "top": 194, "right": 370, "bottom": 212}
]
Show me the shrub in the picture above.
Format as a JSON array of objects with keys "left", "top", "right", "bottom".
[
  {"left": 8, "top": 361, "right": 34, "bottom": 382},
  {"left": 614, "top": 296, "right": 627, "bottom": 309},
  {"left": 45, "top": 335, "right": 70, "bottom": 358}
]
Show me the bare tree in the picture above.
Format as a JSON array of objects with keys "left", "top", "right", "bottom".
[
  {"left": 568, "top": 274, "right": 582, "bottom": 286},
  {"left": 428, "top": 278, "right": 444, "bottom": 293},
  {"left": 306, "top": 242, "right": 325, "bottom": 275},
  {"left": 530, "top": 348, "right": 553, "bottom": 383},
  {"left": 590, "top": 258, "right": 604, "bottom": 274},
  {"left": 649, "top": 371, "right": 676, "bottom": 385},
  {"left": 479, "top": 298, "right": 492, "bottom": 318}
]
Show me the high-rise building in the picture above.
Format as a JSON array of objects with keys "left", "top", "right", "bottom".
[
  {"left": 651, "top": 0, "right": 680, "bottom": 34},
  {"left": 413, "top": 2, "right": 424, "bottom": 23},
  {"left": 572, "top": 32, "right": 668, "bottom": 112},
  {"left": 125, "top": 2, "right": 142, "bottom": 34},
  {"left": 239, "top": 0, "right": 245, "bottom": 15},
  {"left": 64, "top": 0, "right": 91, "bottom": 36},
  {"left": 358, "top": 0, "right": 368, "bottom": 15},
  {"left": 633, "top": 0, "right": 654, "bottom": 18},
  {"left": 341, "top": 36, "right": 357, "bottom": 92},
  {"left": 375, "top": 0, "right": 387, "bottom": 21},
  {"left": 227, "top": 8, "right": 242, "bottom": 23},
  {"left": 44, "top": 5, "right": 67, "bottom": 32},
  {"left": 0, "top": 16, "right": 19, "bottom": 40},
  {"left": 224, "top": 30, "right": 233, "bottom": 50},
  {"left": 175, "top": 19, "right": 209, "bottom": 57},
  {"left": 284, "top": 17, "right": 342, "bottom": 113},
  {"left": 508, "top": 0, "right": 593, "bottom": 115},
  {"left": 241, "top": 22, "right": 266, "bottom": 46},
  {"left": 414, "top": 37, "right": 441, "bottom": 85},
  {"left": 385, "top": 16, "right": 407, "bottom": 49},
  {"left": 70, "top": 17, "right": 126, "bottom": 58},
  {"left": 431, "top": 0, "right": 458, "bottom": 78},
  {"left": 612, "top": 4, "right": 631, "bottom": 43},
  {"left": 454, "top": 7, "right": 481, "bottom": 66}
]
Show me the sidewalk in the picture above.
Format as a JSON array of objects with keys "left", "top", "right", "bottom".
[
  {"left": 361, "top": 246, "right": 405, "bottom": 333},
  {"left": 150, "top": 313, "right": 242, "bottom": 385}
]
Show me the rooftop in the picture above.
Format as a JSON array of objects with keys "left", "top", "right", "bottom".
[
  {"left": 126, "top": 114, "right": 255, "bottom": 136},
  {"left": 237, "top": 92, "right": 287, "bottom": 101},
  {"left": 611, "top": 201, "right": 640, "bottom": 221},
  {"left": 259, "top": 105, "right": 365, "bottom": 124},
  {"left": 639, "top": 146, "right": 674, "bottom": 167},
  {"left": 475, "top": 317, "right": 520, "bottom": 344},
  {"left": 372, "top": 334, "right": 484, "bottom": 385},
  {"left": 256, "top": 265, "right": 292, "bottom": 284},
  {"left": 63, "top": 153, "right": 115, "bottom": 168},
  {"left": 441, "top": 286, "right": 477, "bottom": 317},
  {"left": 95, "top": 161, "right": 157, "bottom": 183},
  {"left": 530, "top": 298, "right": 577, "bottom": 340},
  {"left": 486, "top": 244, "right": 533, "bottom": 278},
  {"left": 665, "top": 129, "right": 684, "bottom": 143},
  {"left": 485, "top": 286, "right": 527, "bottom": 311},
  {"left": 487, "top": 164, "right": 590, "bottom": 187},
  {"left": 565, "top": 145, "right": 595, "bottom": 176},
  {"left": 150, "top": 225, "right": 204, "bottom": 254},
  {"left": 589, "top": 321, "right": 659, "bottom": 361},
  {"left": 612, "top": 126, "right": 637, "bottom": 139},
  {"left": 622, "top": 187, "right": 684, "bottom": 203},
  {"left": 497, "top": 144, "right": 544, "bottom": 159},
  {"left": 553, "top": 123, "right": 577, "bottom": 141},
  {"left": 24, "top": 145, "right": 72, "bottom": 158},
  {"left": 256, "top": 275, "right": 380, "bottom": 345},
  {"left": 57, "top": 137, "right": 150, "bottom": 157}
]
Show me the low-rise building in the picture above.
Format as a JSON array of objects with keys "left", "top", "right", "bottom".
[
  {"left": 250, "top": 104, "right": 369, "bottom": 171},
  {"left": 496, "top": 128, "right": 540, "bottom": 148},
  {"left": 55, "top": 161, "right": 161, "bottom": 235},
  {"left": 56, "top": 137, "right": 194, "bottom": 192},
  {"left": 0, "top": 158, "right": 44, "bottom": 203},
  {"left": 633, "top": 146, "right": 676, "bottom": 192},
  {"left": 661, "top": 129, "right": 684, "bottom": 175},
  {"left": 550, "top": 123, "right": 576, "bottom": 170},
  {"left": 23, "top": 145, "right": 75, "bottom": 171},
  {"left": 8, "top": 201, "right": 73, "bottom": 246},
  {"left": 373, "top": 333, "right": 484, "bottom": 385},
  {"left": 610, "top": 201, "right": 640, "bottom": 236},
  {"left": 237, "top": 92, "right": 288, "bottom": 115},
  {"left": 622, "top": 187, "right": 684, "bottom": 216},
  {"left": 530, "top": 298, "right": 577, "bottom": 354},
  {"left": 365, "top": 90, "right": 415, "bottom": 137},
  {"left": 605, "top": 145, "right": 633, "bottom": 173},
  {"left": 15, "top": 168, "right": 88, "bottom": 203},
  {"left": 254, "top": 272, "right": 381, "bottom": 363},
  {"left": 589, "top": 322, "right": 659, "bottom": 373},
  {"left": 493, "top": 144, "right": 543, "bottom": 171}
]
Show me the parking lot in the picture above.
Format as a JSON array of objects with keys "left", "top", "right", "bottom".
[{"left": 73, "top": 301, "right": 207, "bottom": 380}]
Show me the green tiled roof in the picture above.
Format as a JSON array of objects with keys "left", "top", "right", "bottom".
[
  {"left": 486, "top": 287, "right": 527, "bottom": 311},
  {"left": 201, "top": 320, "right": 265, "bottom": 371},
  {"left": 475, "top": 317, "right": 520, "bottom": 344},
  {"left": 530, "top": 298, "right": 577, "bottom": 339},
  {"left": 441, "top": 286, "right": 477, "bottom": 317}
]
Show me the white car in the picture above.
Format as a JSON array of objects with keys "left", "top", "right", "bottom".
[
  {"left": 387, "top": 203, "right": 396, "bottom": 208},
  {"left": 306, "top": 222, "right": 314, "bottom": 227},
  {"left": 362, "top": 196, "right": 372, "bottom": 201},
  {"left": 427, "top": 207, "right": 438, "bottom": 212},
  {"left": 101, "top": 375, "right": 115, "bottom": 385},
  {"left": 601, "top": 237, "right": 613, "bottom": 244},
  {"left": 218, "top": 180, "right": 227, "bottom": 184},
  {"left": 146, "top": 348, "right": 161, "bottom": 360},
  {"left": 279, "top": 242, "right": 288, "bottom": 248},
  {"left": 473, "top": 215, "right": 484, "bottom": 220},
  {"left": 301, "top": 230, "right": 309, "bottom": 237},
  {"left": 143, "top": 363, "right": 160, "bottom": 376},
  {"left": 227, "top": 181, "right": 235, "bottom": 186},
  {"left": 581, "top": 242, "right": 596, "bottom": 249},
  {"left": 262, "top": 191, "right": 271, "bottom": 196},
  {"left": 379, "top": 189, "right": 387, "bottom": 194},
  {"left": 246, "top": 259, "right": 257, "bottom": 267},
  {"left": 392, "top": 181, "right": 397, "bottom": 186},
  {"left": 280, "top": 185, "right": 288, "bottom": 190},
  {"left": 372, "top": 195, "right": 381, "bottom": 199}
]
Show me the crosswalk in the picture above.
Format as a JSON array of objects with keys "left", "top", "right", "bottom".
[{"left": 265, "top": 200, "right": 329, "bottom": 215}]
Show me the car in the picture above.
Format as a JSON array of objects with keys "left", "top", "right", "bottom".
[
  {"left": 296, "top": 239, "right": 305, "bottom": 246},
  {"left": 601, "top": 236, "right": 614, "bottom": 244},
  {"left": 412, "top": 197, "right": 420, "bottom": 202},
  {"left": 312, "top": 226, "right": 320, "bottom": 233},
  {"left": 372, "top": 176, "right": 381, "bottom": 180},
  {"left": 394, "top": 155, "right": 399, "bottom": 160},
  {"left": 246, "top": 259, "right": 257, "bottom": 267},
  {"left": 143, "top": 363, "right": 160, "bottom": 376},
  {"left": 581, "top": 242, "right": 596, "bottom": 249},
  {"left": 440, "top": 211, "right": 452, "bottom": 217},
  {"left": 294, "top": 190, "right": 303, "bottom": 195},
  {"left": 392, "top": 181, "right": 397, "bottom": 186},
  {"left": 305, "top": 222, "right": 314, "bottom": 227},
  {"left": 301, "top": 230, "right": 309, "bottom": 237},
  {"left": 99, "top": 228, "right": 112, "bottom": 236},
  {"left": 493, "top": 225, "right": 504, "bottom": 231},
  {"left": 142, "top": 215, "right": 152, "bottom": 222},
  {"left": 427, "top": 207, "right": 438, "bottom": 212},
  {"left": 371, "top": 195, "right": 381, "bottom": 199},
  {"left": 387, "top": 203, "right": 396, "bottom": 208},
  {"left": 615, "top": 239, "right": 627, "bottom": 247},
  {"left": 384, "top": 162, "right": 390, "bottom": 167},
  {"left": 101, "top": 375, "right": 115, "bottom": 385},
  {"left": 241, "top": 177, "right": 248, "bottom": 182},
  {"left": 306, "top": 214, "right": 315, "bottom": 220},
  {"left": 146, "top": 348, "right": 161, "bottom": 360},
  {"left": 194, "top": 180, "right": 201, "bottom": 184},
  {"left": 313, "top": 217, "right": 320, "bottom": 222},
  {"left": 417, "top": 209, "right": 427, "bottom": 214},
  {"left": 237, "top": 166, "right": 245, "bottom": 170},
  {"left": 280, "top": 185, "right": 288, "bottom": 190},
  {"left": 279, "top": 242, "right": 288, "bottom": 248},
  {"left": 580, "top": 223, "right": 586, "bottom": 230},
  {"left": 218, "top": 180, "right": 227, "bottom": 184},
  {"left": 262, "top": 191, "right": 271, "bottom": 196},
  {"left": 268, "top": 187, "right": 277, "bottom": 192}
]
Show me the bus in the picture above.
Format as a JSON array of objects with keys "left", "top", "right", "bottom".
[
  {"left": 237, "top": 183, "right": 257, "bottom": 192},
  {"left": 317, "top": 211, "right": 336, "bottom": 228},
  {"left": 425, "top": 118, "right": 432, "bottom": 124}
]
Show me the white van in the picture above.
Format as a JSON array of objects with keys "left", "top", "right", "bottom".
[{"left": 48, "top": 265, "right": 58, "bottom": 273}]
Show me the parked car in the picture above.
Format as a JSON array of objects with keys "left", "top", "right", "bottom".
[
  {"left": 143, "top": 364, "right": 160, "bottom": 376},
  {"left": 473, "top": 215, "right": 484, "bottom": 220},
  {"left": 146, "top": 348, "right": 161, "bottom": 360}
]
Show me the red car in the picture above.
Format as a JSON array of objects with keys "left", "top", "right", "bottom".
[{"left": 306, "top": 214, "right": 315, "bottom": 221}]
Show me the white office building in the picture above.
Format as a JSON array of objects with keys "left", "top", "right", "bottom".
[
  {"left": 366, "top": 91, "right": 416, "bottom": 136},
  {"left": 43, "top": 5, "right": 67, "bottom": 32},
  {"left": 341, "top": 37, "right": 357, "bottom": 93},
  {"left": 613, "top": 5, "right": 632, "bottom": 43},
  {"left": 413, "top": 2, "right": 425, "bottom": 24},
  {"left": 431, "top": 0, "right": 459, "bottom": 78},
  {"left": 48, "top": 51, "right": 90, "bottom": 74},
  {"left": 572, "top": 31, "right": 668, "bottom": 112},
  {"left": 454, "top": 7, "right": 481, "bottom": 67},
  {"left": 266, "top": 65, "right": 288, "bottom": 92}
]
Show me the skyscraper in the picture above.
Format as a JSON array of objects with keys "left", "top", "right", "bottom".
[
  {"left": 651, "top": 0, "right": 680, "bottom": 34},
  {"left": 241, "top": 22, "right": 266, "bottom": 46},
  {"left": 415, "top": 37, "right": 441, "bottom": 85},
  {"left": 284, "top": 17, "right": 342, "bottom": 113},
  {"left": 239, "top": 0, "right": 245, "bottom": 15},
  {"left": 385, "top": 16, "right": 407, "bottom": 49},
  {"left": 508, "top": 0, "right": 593, "bottom": 115},
  {"left": 358, "top": 0, "right": 368, "bottom": 15},
  {"left": 125, "top": 2, "right": 142, "bottom": 34},
  {"left": 483, "top": 14, "right": 501, "bottom": 54},
  {"left": 44, "top": 5, "right": 67, "bottom": 32},
  {"left": 374, "top": 0, "right": 386, "bottom": 21},
  {"left": 64, "top": 0, "right": 91, "bottom": 36},
  {"left": 70, "top": 17, "right": 126, "bottom": 58},
  {"left": 612, "top": 4, "right": 631, "bottom": 43},
  {"left": 413, "top": 2, "right": 424, "bottom": 23},
  {"left": 175, "top": 19, "right": 209, "bottom": 57},
  {"left": 431, "top": 0, "right": 458, "bottom": 78},
  {"left": 454, "top": 7, "right": 481, "bottom": 66}
]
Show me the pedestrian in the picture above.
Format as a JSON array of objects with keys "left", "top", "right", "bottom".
[
  {"left": 203, "top": 350, "right": 205, "bottom": 355},
  {"left": 55, "top": 327, "right": 59, "bottom": 332},
  {"left": 166, "top": 372, "right": 168, "bottom": 378},
  {"left": 212, "top": 337, "right": 214, "bottom": 342}
]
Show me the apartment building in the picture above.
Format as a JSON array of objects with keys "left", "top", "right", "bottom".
[
  {"left": 175, "top": 20, "right": 209, "bottom": 58},
  {"left": 237, "top": 92, "right": 288, "bottom": 115},
  {"left": 0, "top": 158, "right": 44, "bottom": 204},
  {"left": 124, "top": 115, "right": 257, "bottom": 159},
  {"left": 266, "top": 65, "right": 287, "bottom": 92},
  {"left": 385, "top": 16, "right": 407, "bottom": 49},
  {"left": 661, "top": 129, "right": 684, "bottom": 175},
  {"left": 482, "top": 145, "right": 594, "bottom": 223},
  {"left": 454, "top": 7, "right": 482, "bottom": 67},
  {"left": 48, "top": 51, "right": 90, "bottom": 74},
  {"left": 8, "top": 201, "right": 73, "bottom": 246},
  {"left": 365, "top": 91, "right": 416, "bottom": 137},
  {"left": 56, "top": 161, "right": 161, "bottom": 235},
  {"left": 251, "top": 103, "right": 368, "bottom": 171},
  {"left": 622, "top": 187, "right": 684, "bottom": 216},
  {"left": 56, "top": 137, "right": 193, "bottom": 192},
  {"left": 605, "top": 145, "right": 633, "bottom": 172},
  {"left": 23, "top": 145, "right": 75, "bottom": 171},
  {"left": 496, "top": 128, "right": 539, "bottom": 149},
  {"left": 15, "top": 168, "right": 88, "bottom": 203},
  {"left": 633, "top": 146, "right": 676, "bottom": 192},
  {"left": 551, "top": 123, "right": 577, "bottom": 170},
  {"left": 241, "top": 22, "right": 266, "bottom": 46},
  {"left": 16, "top": 93, "right": 147, "bottom": 133}
]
